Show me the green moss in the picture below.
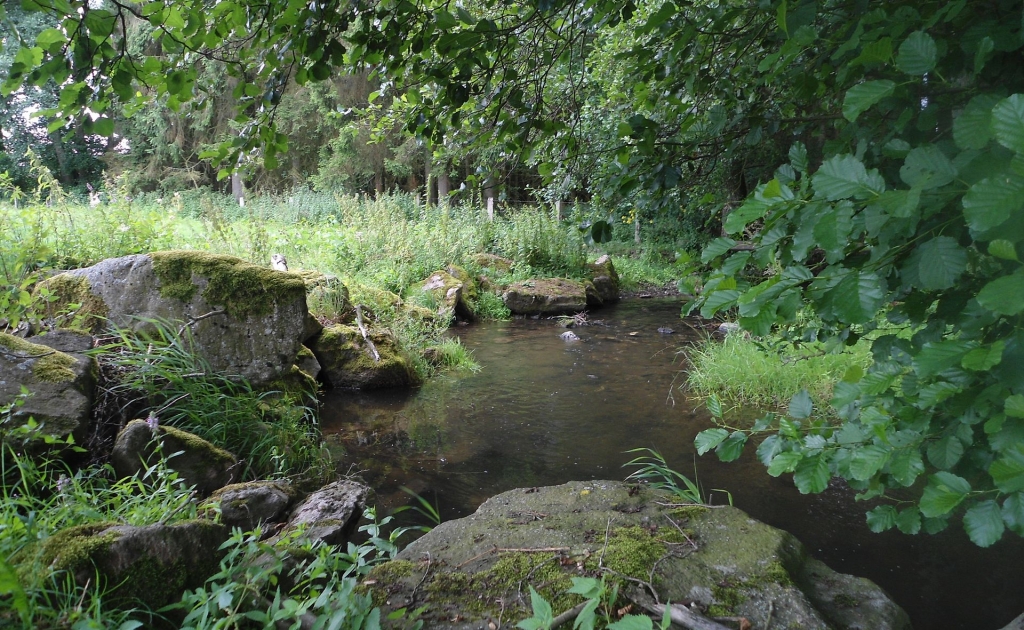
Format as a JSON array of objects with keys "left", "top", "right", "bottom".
[
  {"left": 596, "top": 525, "right": 686, "bottom": 582},
  {"left": 158, "top": 422, "right": 237, "bottom": 466},
  {"left": 708, "top": 582, "right": 745, "bottom": 616},
  {"left": 150, "top": 250, "right": 306, "bottom": 319},
  {"left": 833, "top": 593, "right": 860, "bottom": 608},
  {"left": 446, "top": 264, "right": 478, "bottom": 303},
  {"left": 705, "top": 562, "right": 792, "bottom": 616},
  {"left": 35, "top": 273, "right": 108, "bottom": 332},
  {"left": 314, "top": 324, "right": 417, "bottom": 389},
  {"left": 39, "top": 522, "right": 121, "bottom": 574},
  {"left": 670, "top": 505, "right": 710, "bottom": 520},
  {"left": 260, "top": 364, "right": 319, "bottom": 401},
  {"left": 0, "top": 333, "right": 78, "bottom": 383}
]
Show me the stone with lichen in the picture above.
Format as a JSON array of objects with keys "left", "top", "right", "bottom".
[
  {"left": 308, "top": 324, "right": 419, "bottom": 390},
  {"left": 35, "top": 251, "right": 311, "bottom": 385},
  {"left": 0, "top": 332, "right": 97, "bottom": 444},
  {"left": 418, "top": 270, "right": 475, "bottom": 321},
  {"left": 208, "top": 480, "right": 295, "bottom": 530},
  {"left": 502, "top": 278, "right": 590, "bottom": 315},
  {"left": 363, "top": 481, "right": 910, "bottom": 630},
  {"left": 279, "top": 479, "right": 370, "bottom": 545},
  {"left": 586, "top": 254, "right": 620, "bottom": 305}
]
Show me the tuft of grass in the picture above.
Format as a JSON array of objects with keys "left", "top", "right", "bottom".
[
  {"left": 683, "top": 334, "right": 871, "bottom": 413},
  {"left": 426, "top": 337, "right": 481, "bottom": 374},
  {"left": 98, "top": 318, "right": 330, "bottom": 483},
  {"left": 623, "top": 448, "right": 706, "bottom": 504}
]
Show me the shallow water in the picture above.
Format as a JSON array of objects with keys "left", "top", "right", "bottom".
[{"left": 321, "top": 298, "right": 1024, "bottom": 629}]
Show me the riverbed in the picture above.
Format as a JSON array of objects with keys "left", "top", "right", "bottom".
[{"left": 321, "top": 298, "right": 1024, "bottom": 629}]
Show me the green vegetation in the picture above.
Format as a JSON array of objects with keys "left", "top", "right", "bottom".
[{"left": 684, "top": 336, "right": 871, "bottom": 413}]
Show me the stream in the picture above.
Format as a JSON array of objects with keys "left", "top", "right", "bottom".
[{"left": 320, "top": 298, "right": 1024, "bottom": 629}]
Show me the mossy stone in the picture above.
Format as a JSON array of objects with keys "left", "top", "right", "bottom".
[{"left": 309, "top": 324, "right": 419, "bottom": 390}]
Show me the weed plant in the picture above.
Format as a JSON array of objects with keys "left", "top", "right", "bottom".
[
  {"left": 99, "top": 319, "right": 331, "bottom": 483},
  {"left": 683, "top": 334, "right": 871, "bottom": 414}
]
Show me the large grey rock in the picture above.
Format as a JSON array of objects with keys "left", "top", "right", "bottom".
[
  {"left": 36, "top": 252, "right": 310, "bottom": 385},
  {"left": 418, "top": 270, "right": 474, "bottom": 321},
  {"left": 32, "top": 520, "right": 228, "bottom": 609},
  {"left": 111, "top": 419, "right": 238, "bottom": 497},
  {"left": 0, "top": 332, "right": 97, "bottom": 443},
  {"left": 281, "top": 479, "right": 370, "bottom": 545},
  {"left": 364, "top": 481, "right": 910, "bottom": 630},
  {"left": 309, "top": 324, "right": 418, "bottom": 390},
  {"left": 586, "top": 254, "right": 620, "bottom": 305},
  {"left": 1001, "top": 612, "right": 1024, "bottom": 630},
  {"left": 209, "top": 480, "right": 295, "bottom": 531},
  {"left": 502, "top": 278, "right": 591, "bottom": 315}
]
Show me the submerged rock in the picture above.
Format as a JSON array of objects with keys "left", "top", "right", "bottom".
[
  {"left": 35, "top": 251, "right": 311, "bottom": 385},
  {"left": 559, "top": 331, "right": 580, "bottom": 342},
  {"left": 502, "top": 278, "right": 590, "bottom": 315},
  {"left": 309, "top": 324, "right": 418, "bottom": 390},
  {"left": 366, "top": 481, "right": 910, "bottom": 630},
  {"left": 0, "top": 332, "right": 97, "bottom": 444},
  {"left": 111, "top": 419, "right": 239, "bottom": 497}
]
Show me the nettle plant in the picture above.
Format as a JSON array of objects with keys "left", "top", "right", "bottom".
[{"left": 691, "top": 2, "right": 1024, "bottom": 546}]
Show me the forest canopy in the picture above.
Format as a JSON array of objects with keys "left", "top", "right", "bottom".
[{"left": 3, "top": 0, "right": 1024, "bottom": 546}]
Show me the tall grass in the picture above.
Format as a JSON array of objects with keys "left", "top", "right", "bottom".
[
  {"left": 99, "top": 319, "right": 331, "bottom": 483},
  {"left": 683, "top": 334, "right": 871, "bottom": 413}
]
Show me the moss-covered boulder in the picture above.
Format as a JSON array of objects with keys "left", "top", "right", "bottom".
[
  {"left": 111, "top": 419, "right": 238, "bottom": 497},
  {"left": 301, "top": 270, "right": 353, "bottom": 326},
  {"left": 502, "top": 278, "right": 589, "bottom": 315},
  {"left": 418, "top": 270, "right": 474, "bottom": 321},
  {"left": 308, "top": 324, "right": 419, "bottom": 390},
  {"left": 24, "top": 520, "right": 228, "bottom": 610},
  {"left": 470, "top": 253, "right": 513, "bottom": 274},
  {"left": 35, "top": 251, "right": 311, "bottom": 385},
  {"left": 209, "top": 480, "right": 296, "bottom": 531},
  {"left": 0, "top": 332, "right": 97, "bottom": 443},
  {"left": 586, "top": 254, "right": 620, "bottom": 305},
  {"left": 365, "top": 481, "right": 910, "bottom": 630}
]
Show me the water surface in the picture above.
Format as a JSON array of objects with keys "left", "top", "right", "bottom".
[{"left": 321, "top": 298, "right": 1024, "bottom": 629}]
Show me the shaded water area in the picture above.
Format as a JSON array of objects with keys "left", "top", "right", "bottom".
[{"left": 321, "top": 298, "right": 1024, "bottom": 630}]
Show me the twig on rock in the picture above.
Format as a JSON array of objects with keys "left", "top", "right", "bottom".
[{"left": 354, "top": 304, "right": 380, "bottom": 362}]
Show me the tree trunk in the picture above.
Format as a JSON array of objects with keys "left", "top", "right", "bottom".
[
  {"left": 438, "top": 170, "right": 450, "bottom": 204},
  {"left": 48, "top": 132, "right": 71, "bottom": 186},
  {"left": 231, "top": 172, "right": 244, "bottom": 206},
  {"left": 374, "top": 169, "right": 384, "bottom": 196}
]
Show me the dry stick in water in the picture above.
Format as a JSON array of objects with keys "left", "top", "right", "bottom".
[{"left": 354, "top": 304, "right": 380, "bottom": 362}]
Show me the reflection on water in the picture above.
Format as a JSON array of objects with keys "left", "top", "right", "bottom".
[{"left": 321, "top": 298, "right": 1024, "bottom": 630}]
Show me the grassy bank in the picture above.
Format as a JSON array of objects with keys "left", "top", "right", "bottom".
[{"left": 683, "top": 334, "right": 872, "bottom": 415}]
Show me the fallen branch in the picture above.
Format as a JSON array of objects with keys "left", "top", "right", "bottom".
[
  {"left": 354, "top": 304, "right": 380, "bottom": 362},
  {"left": 645, "top": 603, "right": 732, "bottom": 630},
  {"left": 551, "top": 602, "right": 589, "bottom": 629},
  {"left": 177, "top": 309, "right": 226, "bottom": 337}
]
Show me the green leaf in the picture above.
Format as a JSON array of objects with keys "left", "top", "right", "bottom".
[
  {"left": 716, "top": 431, "right": 747, "bottom": 462},
  {"left": 895, "top": 506, "right": 922, "bottom": 534},
  {"left": 849, "top": 445, "right": 889, "bottom": 481},
  {"left": 699, "top": 290, "right": 740, "bottom": 318},
  {"left": 962, "top": 173, "right": 1024, "bottom": 232},
  {"left": 1004, "top": 493, "right": 1024, "bottom": 535},
  {"left": 813, "top": 201, "right": 854, "bottom": 263},
  {"left": 537, "top": 162, "right": 554, "bottom": 177},
  {"left": 35, "top": 27, "right": 66, "bottom": 48},
  {"left": 757, "top": 435, "right": 782, "bottom": 466},
  {"left": 591, "top": 220, "right": 613, "bottom": 244},
  {"left": 788, "top": 389, "right": 813, "bottom": 419},
  {"left": 896, "top": 31, "right": 937, "bottom": 75},
  {"left": 866, "top": 505, "right": 896, "bottom": 532},
  {"left": 724, "top": 198, "right": 768, "bottom": 234},
  {"left": 812, "top": 154, "right": 885, "bottom": 200},
  {"left": 964, "top": 500, "right": 1005, "bottom": 547},
  {"left": 701, "top": 237, "right": 737, "bottom": 263},
  {"left": 919, "top": 472, "right": 970, "bottom": 517},
  {"left": 92, "top": 117, "right": 114, "bottom": 137},
  {"left": 989, "top": 446, "right": 1024, "bottom": 493},
  {"left": 842, "top": 80, "right": 895, "bottom": 122},
  {"left": 954, "top": 94, "right": 999, "bottom": 150},
  {"left": 767, "top": 451, "right": 802, "bottom": 476},
  {"left": 977, "top": 269, "right": 1024, "bottom": 316},
  {"left": 794, "top": 454, "right": 830, "bottom": 494},
  {"left": 915, "top": 236, "right": 968, "bottom": 290},
  {"left": 991, "top": 94, "right": 1024, "bottom": 154},
  {"left": 962, "top": 341, "right": 1005, "bottom": 371},
  {"left": 0, "top": 559, "right": 28, "bottom": 624},
  {"left": 900, "top": 145, "right": 956, "bottom": 190},
  {"left": 607, "top": 615, "right": 654, "bottom": 630},
  {"left": 789, "top": 142, "right": 808, "bottom": 173},
  {"left": 914, "top": 339, "right": 973, "bottom": 377},
  {"left": 1007, "top": 395, "right": 1024, "bottom": 419},
  {"left": 830, "top": 270, "right": 885, "bottom": 324},
  {"left": 927, "top": 434, "right": 965, "bottom": 469},
  {"left": 695, "top": 428, "right": 729, "bottom": 455},
  {"left": 988, "top": 239, "right": 1020, "bottom": 261}
]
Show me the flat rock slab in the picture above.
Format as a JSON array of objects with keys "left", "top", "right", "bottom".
[
  {"left": 502, "top": 278, "right": 593, "bottom": 315},
  {"left": 365, "top": 481, "right": 910, "bottom": 630},
  {"left": 0, "top": 332, "right": 97, "bottom": 443},
  {"left": 282, "top": 479, "right": 370, "bottom": 545},
  {"left": 210, "top": 480, "right": 295, "bottom": 531}
]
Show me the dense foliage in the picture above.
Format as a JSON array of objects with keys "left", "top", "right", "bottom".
[{"left": 3, "top": 0, "right": 1023, "bottom": 547}]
